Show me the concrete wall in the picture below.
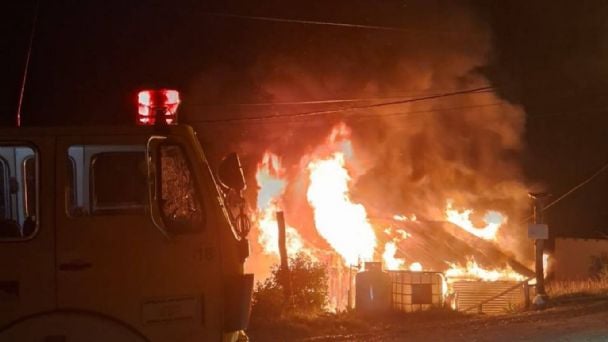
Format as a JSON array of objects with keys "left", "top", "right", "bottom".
[{"left": 553, "top": 238, "right": 608, "bottom": 280}]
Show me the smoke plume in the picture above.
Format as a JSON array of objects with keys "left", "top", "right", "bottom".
[{"left": 188, "top": 2, "right": 531, "bottom": 263}]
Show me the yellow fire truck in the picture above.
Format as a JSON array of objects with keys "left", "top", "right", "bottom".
[{"left": 0, "top": 90, "right": 253, "bottom": 341}]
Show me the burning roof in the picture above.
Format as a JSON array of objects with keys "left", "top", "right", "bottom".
[{"left": 374, "top": 218, "right": 534, "bottom": 279}]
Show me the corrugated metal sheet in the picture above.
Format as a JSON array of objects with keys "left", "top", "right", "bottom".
[{"left": 452, "top": 281, "right": 527, "bottom": 314}]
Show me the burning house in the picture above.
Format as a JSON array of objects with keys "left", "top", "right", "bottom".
[
  {"left": 244, "top": 122, "right": 536, "bottom": 313},
  {"left": 191, "top": 1, "right": 539, "bottom": 315}
]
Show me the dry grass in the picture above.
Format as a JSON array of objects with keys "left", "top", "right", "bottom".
[{"left": 546, "top": 277, "right": 608, "bottom": 299}]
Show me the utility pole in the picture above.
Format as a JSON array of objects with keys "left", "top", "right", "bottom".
[{"left": 529, "top": 192, "right": 549, "bottom": 308}]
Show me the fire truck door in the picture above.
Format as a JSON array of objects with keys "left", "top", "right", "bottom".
[
  {"left": 55, "top": 136, "right": 151, "bottom": 321},
  {"left": 55, "top": 135, "right": 216, "bottom": 340}
]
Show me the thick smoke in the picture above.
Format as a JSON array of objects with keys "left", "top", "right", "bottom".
[{"left": 188, "top": 3, "right": 531, "bottom": 262}]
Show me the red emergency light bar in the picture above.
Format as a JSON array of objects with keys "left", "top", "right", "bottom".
[{"left": 137, "top": 89, "right": 180, "bottom": 125}]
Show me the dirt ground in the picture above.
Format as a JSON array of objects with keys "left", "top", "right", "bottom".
[
  {"left": 305, "top": 298, "right": 608, "bottom": 342},
  {"left": 249, "top": 296, "right": 608, "bottom": 341}
]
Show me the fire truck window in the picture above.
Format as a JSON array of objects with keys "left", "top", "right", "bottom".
[
  {"left": 0, "top": 146, "right": 37, "bottom": 240},
  {"left": 91, "top": 151, "right": 147, "bottom": 215},
  {"left": 159, "top": 144, "right": 204, "bottom": 233}
]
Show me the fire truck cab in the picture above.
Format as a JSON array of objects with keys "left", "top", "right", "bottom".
[{"left": 0, "top": 91, "right": 252, "bottom": 341}]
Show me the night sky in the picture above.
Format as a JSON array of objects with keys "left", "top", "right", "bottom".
[{"left": 1, "top": 0, "right": 607, "bottom": 238}]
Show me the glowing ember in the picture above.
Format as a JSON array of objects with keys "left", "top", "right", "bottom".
[
  {"left": 382, "top": 241, "right": 405, "bottom": 270},
  {"left": 445, "top": 200, "right": 505, "bottom": 241},
  {"left": 307, "top": 151, "right": 377, "bottom": 266},
  {"left": 409, "top": 262, "right": 423, "bottom": 272},
  {"left": 445, "top": 258, "right": 525, "bottom": 282}
]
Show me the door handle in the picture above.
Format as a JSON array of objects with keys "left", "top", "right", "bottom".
[{"left": 59, "top": 260, "right": 92, "bottom": 271}]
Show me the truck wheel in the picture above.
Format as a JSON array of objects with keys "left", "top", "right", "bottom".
[{"left": 0, "top": 310, "right": 148, "bottom": 342}]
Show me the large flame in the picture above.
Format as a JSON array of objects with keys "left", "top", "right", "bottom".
[
  {"left": 307, "top": 151, "right": 377, "bottom": 266},
  {"left": 255, "top": 152, "right": 305, "bottom": 257},
  {"left": 445, "top": 200, "right": 504, "bottom": 241}
]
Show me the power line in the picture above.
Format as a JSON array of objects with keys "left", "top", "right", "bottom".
[
  {"left": 188, "top": 86, "right": 493, "bottom": 123},
  {"left": 543, "top": 160, "right": 608, "bottom": 211},
  {"left": 188, "top": 101, "right": 505, "bottom": 126},
  {"left": 521, "top": 160, "right": 608, "bottom": 223},
  {"left": 351, "top": 102, "right": 504, "bottom": 119},
  {"left": 187, "top": 89, "right": 495, "bottom": 107},
  {"left": 204, "top": 12, "right": 461, "bottom": 36},
  {"left": 187, "top": 100, "right": 608, "bottom": 125}
]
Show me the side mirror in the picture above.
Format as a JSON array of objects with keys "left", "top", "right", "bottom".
[{"left": 218, "top": 153, "right": 246, "bottom": 191}]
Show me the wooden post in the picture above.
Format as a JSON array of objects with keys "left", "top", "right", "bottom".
[{"left": 276, "top": 211, "right": 291, "bottom": 302}]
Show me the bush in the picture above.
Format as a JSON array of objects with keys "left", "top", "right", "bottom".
[
  {"left": 251, "top": 253, "right": 329, "bottom": 319},
  {"left": 251, "top": 274, "right": 284, "bottom": 318}
]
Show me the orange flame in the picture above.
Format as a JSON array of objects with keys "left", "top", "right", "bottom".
[
  {"left": 445, "top": 200, "right": 505, "bottom": 241},
  {"left": 255, "top": 152, "right": 305, "bottom": 257},
  {"left": 445, "top": 257, "right": 525, "bottom": 282},
  {"left": 382, "top": 241, "right": 405, "bottom": 270},
  {"left": 306, "top": 149, "right": 377, "bottom": 266}
]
